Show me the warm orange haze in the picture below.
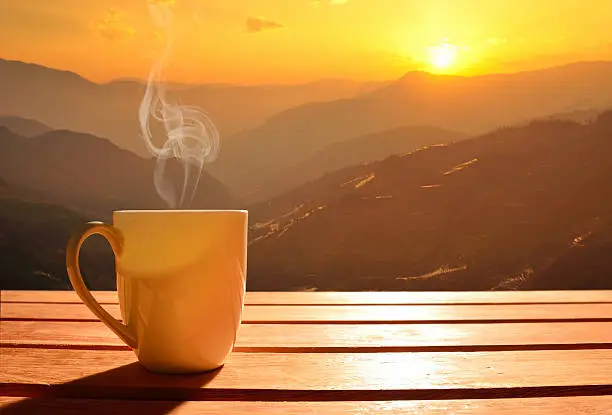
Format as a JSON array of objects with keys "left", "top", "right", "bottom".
[
  {"left": 1, "top": 0, "right": 612, "bottom": 293},
  {"left": 1, "top": 0, "right": 612, "bottom": 83},
  {"left": 1, "top": 2, "right": 612, "bottom": 409}
]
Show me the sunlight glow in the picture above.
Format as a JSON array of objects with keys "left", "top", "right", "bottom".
[{"left": 428, "top": 41, "right": 459, "bottom": 71}]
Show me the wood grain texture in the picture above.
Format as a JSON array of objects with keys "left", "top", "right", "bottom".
[
  {"left": 3, "top": 303, "right": 612, "bottom": 323},
  {"left": 3, "top": 290, "right": 612, "bottom": 305},
  {"left": 3, "top": 321, "right": 612, "bottom": 352},
  {"left": 2, "top": 348, "right": 611, "bottom": 400},
  {"left": 2, "top": 396, "right": 612, "bottom": 415}
]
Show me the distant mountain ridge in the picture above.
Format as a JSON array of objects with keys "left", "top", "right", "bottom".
[
  {"left": 0, "top": 115, "right": 53, "bottom": 137},
  {"left": 251, "top": 125, "right": 468, "bottom": 201},
  {"left": 0, "top": 58, "right": 383, "bottom": 157},
  {"left": 5, "top": 58, "right": 612, "bottom": 204},
  {"left": 208, "top": 61, "right": 612, "bottom": 201}
]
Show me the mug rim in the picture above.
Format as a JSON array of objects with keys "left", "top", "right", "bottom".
[{"left": 114, "top": 209, "right": 248, "bottom": 214}]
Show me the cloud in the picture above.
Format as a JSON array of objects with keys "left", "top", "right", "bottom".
[
  {"left": 246, "top": 17, "right": 285, "bottom": 33},
  {"left": 96, "top": 9, "right": 135, "bottom": 41}
]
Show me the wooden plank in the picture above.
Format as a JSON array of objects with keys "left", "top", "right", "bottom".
[
  {"left": 1, "top": 291, "right": 120, "bottom": 305},
  {"left": 2, "top": 396, "right": 612, "bottom": 415},
  {"left": 3, "top": 303, "right": 612, "bottom": 323},
  {"left": 3, "top": 290, "right": 612, "bottom": 305},
  {"left": 3, "top": 321, "right": 612, "bottom": 352},
  {"left": 1, "top": 348, "right": 611, "bottom": 400}
]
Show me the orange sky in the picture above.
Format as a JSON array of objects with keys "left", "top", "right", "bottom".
[{"left": 1, "top": 0, "right": 611, "bottom": 84}]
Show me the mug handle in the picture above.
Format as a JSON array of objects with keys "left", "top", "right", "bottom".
[{"left": 66, "top": 221, "right": 137, "bottom": 349}]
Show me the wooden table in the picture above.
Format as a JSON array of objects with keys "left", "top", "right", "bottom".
[{"left": 1, "top": 290, "right": 612, "bottom": 414}]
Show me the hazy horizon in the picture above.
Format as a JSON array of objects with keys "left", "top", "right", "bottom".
[
  {"left": 2, "top": 0, "right": 612, "bottom": 84},
  {"left": 4, "top": 56, "right": 612, "bottom": 88}
]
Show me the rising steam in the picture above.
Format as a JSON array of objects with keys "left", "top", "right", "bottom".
[{"left": 139, "top": 0, "right": 220, "bottom": 208}]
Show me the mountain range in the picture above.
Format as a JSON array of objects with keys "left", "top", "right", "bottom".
[
  {"left": 245, "top": 111, "right": 612, "bottom": 291},
  {"left": 0, "top": 58, "right": 381, "bottom": 158},
  {"left": 0, "top": 115, "right": 52, "bottom": 137},
  {"left": 0, "top": 126, "right": 237, "bottom": 220},
  {"left": 4, "top": 112, "right": 612, "bottom": 291},
  {"left": 0, "top": 178, "right": 114, "bottom": 290},
  {"left": 4, "top": 59, "right": 612, "bottom": 204},
  {"left": 0, "top": 122, "right": 239, "bottom": 289},
  {"left": 3, "top": 58, "right": 612, "bottom": 291},
  {"left": 251, "top": 126, "right": 468, "bottom": 202},
  {"left": 207, "top": 61, "right": 612, "bottom": 201}
]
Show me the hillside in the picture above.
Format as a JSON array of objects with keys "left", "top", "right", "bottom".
[
  {"left": 0, "top": 127, "right": 238, "bottom": 219},
  {"left": 0, "top": 180, "right": 114, "bottom": 290},
  {"left": 209, "top": 62, "right": 612, "bottom": 200},
  {"left": 245, "top": 111, "right": 612, "bottom": 291},
  {"left": 0, "top": 115, "right": 53, "bottom": 137},
  {"left": 253, "top": 126, "right": 468, "bottom": 201},
  {"left": 0, "top": 58, "right": 380, "bottom": 157}
]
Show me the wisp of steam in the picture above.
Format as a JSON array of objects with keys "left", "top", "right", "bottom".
[{"left": 139, "top": 0, "right": 220, "bottom": 208}]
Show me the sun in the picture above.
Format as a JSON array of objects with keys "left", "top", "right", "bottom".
[{"left": 428, "top": 41, "right": 458, "bottom": 72}]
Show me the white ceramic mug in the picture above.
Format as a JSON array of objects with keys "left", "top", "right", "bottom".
[{"left": 66, "top": 210, "right": 248, "bottom": 374}]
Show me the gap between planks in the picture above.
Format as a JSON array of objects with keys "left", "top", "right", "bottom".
[
  {"left": 1, "top": 348, "right": 611, "bottom": 401},
  {"left": 2, "top": 396, "right": 612, "bottom": 415}
]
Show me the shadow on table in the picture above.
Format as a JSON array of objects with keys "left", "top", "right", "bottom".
[{"left": 2, "top": 361, "right": 222, "bottom": 414}]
